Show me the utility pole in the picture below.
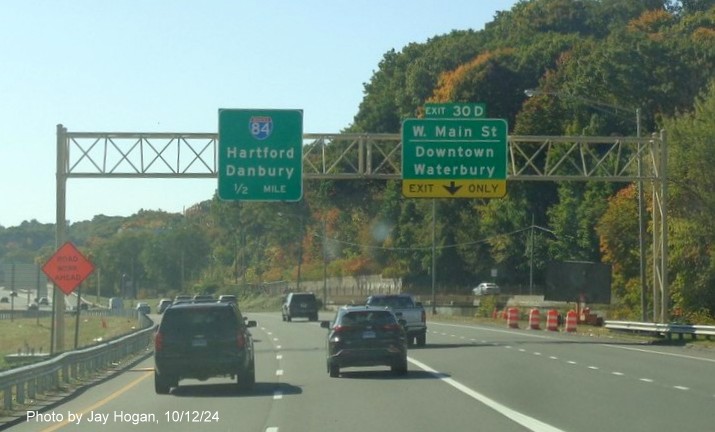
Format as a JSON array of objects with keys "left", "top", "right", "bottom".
[{"left": 529, "top": 214, "right": 535, "bottom": 295}]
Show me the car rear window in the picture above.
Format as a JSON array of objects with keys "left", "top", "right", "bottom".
[
  {"left": 367, "top": 296, "right": 413, "bottom": 308},
  {"left": 291, "top": 294, "right": 316, "bottom": 304},
  {"left": 340, "top": 311, "right": 396, "bottom": 326},
  {"left": 162, "top": 307, "right": 237, "bottom": 334}
]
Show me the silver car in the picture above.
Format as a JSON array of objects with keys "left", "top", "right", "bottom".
[{"left": 472, "top": 282, "right": 500, "bottom": 295}]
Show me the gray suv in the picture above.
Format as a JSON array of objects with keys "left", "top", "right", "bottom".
[
  {"left": 153, "top": 302, "right": 256, "bottom": 394},
  {"left": 282, "top": 292, "right": 318, "bottom": 322}
]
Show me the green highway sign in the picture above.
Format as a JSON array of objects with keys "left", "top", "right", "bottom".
[
  {"left": 218, "top": 109, "right": 303, "bottom": 201},
  {"left": 401, "top": 118, "right": 507, "bottom": 198},
  {"left": 425, "top": 103, "right": 486, "bottom": 119}
]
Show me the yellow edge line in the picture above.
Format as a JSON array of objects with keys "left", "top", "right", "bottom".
[{"left": 39, "top": 369, "right": 152, "bottom": 432}]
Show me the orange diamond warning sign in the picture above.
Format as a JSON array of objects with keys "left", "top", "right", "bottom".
[{"left": 42, "top": 241, "right": 95, "bottom": 295}]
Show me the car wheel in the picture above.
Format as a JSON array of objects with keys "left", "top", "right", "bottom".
[
  {"left": 154, "top": 371, "right": 171, "bottom": 394},
  {"left": 310, "top": 313, "right": 318, "bottom": 321},
  {"left": 237, "top": 362, "right": 256, "bottom": 391},
  {"left": 391, "top": 358, "right": 408, "bottom": 375},
  {"left": 416, "top": 332, "right": 426, "bottom": 347},
  {"left": 329, "top": 363, "right": 340, "bottom": 378},
  {"left": 286, "top": 315, "right": 292, "bottom": 322}
]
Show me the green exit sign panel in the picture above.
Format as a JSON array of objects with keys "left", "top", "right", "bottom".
[
  {"left": 425, "top": 103, "right": 486, "bottom": 118},
  {"left": 218, "top": 109, "right": 303, "bottom": 201},
  {"left": 402, "top": 118, "right": 508, "bottom": 180}
]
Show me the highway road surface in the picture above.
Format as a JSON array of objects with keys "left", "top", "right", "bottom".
[{"left": 7, "top": 312, "right": 715, "bottom": 432}]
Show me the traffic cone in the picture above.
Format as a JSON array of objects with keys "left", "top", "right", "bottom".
[
  {"left": 565, "top": 310, "right": 578, "bottom": 332},
  {"left": 546, "top": 309, "right": 559, "bottom": 331},
  {"left": 528, "top": 308, "right": 541, "bottom": 330},
  {"left": 507, "top": 307, "right": 519, "bottom": 329}
]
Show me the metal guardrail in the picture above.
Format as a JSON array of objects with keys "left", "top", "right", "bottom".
[
  {"left": 605, "top": 320, "right": 715, "bottom": 340},
  {"left": 0, "top": 310, "right": 52, "bottom": 320},
  {"left": 0, "top": 308, "right": 134, "bottom": 320},
  {"left": 0, "top": 314, "right": 154, "bottom": 413}
]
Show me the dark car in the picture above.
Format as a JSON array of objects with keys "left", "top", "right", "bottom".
[
  {"left": 154, "top": 302, "right": 257, "bottom": 394},
  {"left": 172, "top": 295, "right": 192, "bottom": 305},
  {"left": 157, "top": 298, "right": 173, "bottom": 314},
  {"left": 218, "top": 294, "right": 238, "bottom": 306},
  {"left": 282, "top": 292, "right": 318, "bottom": 321},
  {"left": 136, "top": 302, "right": 151, "bottom": 314},
  {"left": 320, "top": 305, "right": 408, "bottom": 377},
  {"left": 192, "top": 294, "right": 216, "bottom": 303}
]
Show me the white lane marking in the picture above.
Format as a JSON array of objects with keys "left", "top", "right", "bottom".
[
  {"left": 674, "top": 386, "right": 690, "bottom": 391},
  {"left": 409, "top": 357, "right": 566, "bottom": 432},
  {"left": 533, "top": 352, "right": 542, "bottom": 356},
  {"left": 273, "top": 390, "right": 283, "bottom": 400},
  {"left": 588, "top": 366, "right": 599, "bottom": 370},
  {"left": 276, "top": 354, "right": 283, "bottom": 360},
  {"left": 549, "top": 356, "right": 559, "bottom": 360},
  {"left": 430, "top": 322, "right": 555, "bottom": 340},
  {"left": 273, "top": 338, "right": 279, "bottom": 342},
  {"left": 276, "top": 369, "right": 284, "bottom": 376},
  {"left": 276, "top": 345, "right": 282, "bottom": 350},
  {"left": 612, "top": 372, "right": 624, "bottom": 376},
  {"left": 602, "top": 344, "right": 715, "bottom": 363},
  {"left": 567, "top": 361, "right": 577, "bottom": 365},
  {"left": 266, "top": 428, "right": 279, "bottom": 432},
  {"left": 640, "top": 378, "right": 654, "bottom": 383}
]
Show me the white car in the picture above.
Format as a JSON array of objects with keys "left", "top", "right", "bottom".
[{"left": 472, "top": 282, "right": 500, "bottom": 295}]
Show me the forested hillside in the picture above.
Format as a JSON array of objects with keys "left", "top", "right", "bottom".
[{"left": 2, "top": 0, "right": 715, "bottom": 322}]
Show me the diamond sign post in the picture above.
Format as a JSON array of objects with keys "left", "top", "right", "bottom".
[{"left": 42, "top": 241, "right": 95, "bottom": 295}]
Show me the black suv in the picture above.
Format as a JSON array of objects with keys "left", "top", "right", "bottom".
[
  {"left": 281, "top": 292, "right": 318, "bottom": 321},
  {"left": 153, "top": 302, "right": 257, "bottom": 394},
  {"left": 320, "top": 305, "right": 408, "bottom": 377}
]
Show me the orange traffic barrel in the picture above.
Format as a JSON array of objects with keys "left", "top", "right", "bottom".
[
  {"left": 565, "top": 310, "right": 578, "bottom": 332},
  {"left": 528, "top": 308, "right": 541, "bottom": 330},
  {"left": 507, "top": 307, "right": 519, "bottom": 328},
  {"left": 546, "top": 309, "right": 559, "bottom": 331}
]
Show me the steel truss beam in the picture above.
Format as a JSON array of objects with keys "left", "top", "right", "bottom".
[{"left": 53, "top": 126, "right": 668, "bottom": 353}]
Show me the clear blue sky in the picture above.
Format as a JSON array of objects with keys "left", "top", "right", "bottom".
[{"left": 0, "top": 0, "right": 518, "bottom": 228}]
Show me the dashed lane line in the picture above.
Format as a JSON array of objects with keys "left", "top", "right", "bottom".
[{"left": 408, "top": 357, "right": 567, "bottom": 432}]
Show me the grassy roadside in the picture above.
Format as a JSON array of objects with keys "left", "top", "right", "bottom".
[{"left": 0, "top": 313, "right": 145, "bottom": 371}]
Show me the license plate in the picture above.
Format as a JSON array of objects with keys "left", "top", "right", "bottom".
[
  {"left": 192, "top": 338, "right": 207, "bottom": 347},
  {"left": 362, "top": 331, "right": 376, "bottom": 339}
]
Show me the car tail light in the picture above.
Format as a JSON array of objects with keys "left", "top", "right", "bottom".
[
  {"left": 236, "top": 332, "right": 246, "bottom": 348},
  {"left": 330, "top": 325, "right": 352, "bottom": 343},
  {"left": 154, "top": 332, "right": 163, "bottom": 352}
]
